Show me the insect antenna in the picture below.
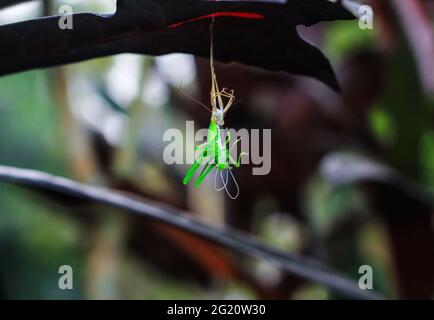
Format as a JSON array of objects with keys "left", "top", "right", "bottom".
[
  {"left": 225, "top": 167, "right": 240, "bottom": 200},
  {"left": 214, "top": 167, "right": 240, "bottom": 200},
  {"left": 215, "top": 168, "right": 229, "bottom": 192},
  {"left": 178, "top": 81, "right": 213, "bottom": 113}
]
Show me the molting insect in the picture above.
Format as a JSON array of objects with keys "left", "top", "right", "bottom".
[{"left": 182, "top": 21, "right": 248, "bottom": 199}]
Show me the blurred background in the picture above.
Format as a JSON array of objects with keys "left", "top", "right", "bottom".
[{"left": 0, "top": 0, "right": 433, "bottom": 299}]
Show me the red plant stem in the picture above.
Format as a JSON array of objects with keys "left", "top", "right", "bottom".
[{"left": 168, "top": 11, "right": 264, "bottom": 29}]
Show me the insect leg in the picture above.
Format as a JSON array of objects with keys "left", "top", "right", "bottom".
[
  {"left": 225, "top": 167, "right": 240, "bottom": 200},
  {"left": 194, "top": 161, "right": 216, "bottom": 188},
  {"left": 215, "top": 167, "right": 229, "bottom": 191},
  {"left": 183, "top": 149, "right": 208, "bottom": 185},
  {"left": 224, "top": 128, "right": 231, "bottom": 144},
  {"left": 231, "top": 152, "right": 249, "bottom": 167},
  {"left": 195, "top": 141, "right": 209, "bottom": 151},
  {"left": 222, "top": 89, "right": 235, "bottom": 114},
  {"left": 227, "top": 138, "right": 248, "bottom": 167}
]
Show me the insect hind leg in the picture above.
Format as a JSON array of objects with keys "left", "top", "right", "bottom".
[
  {"left": 227, "top": 138, "right": 248, "bottom": 168},
  {"left": 194, "top": 160, "right": 216, "bottom": 188}
]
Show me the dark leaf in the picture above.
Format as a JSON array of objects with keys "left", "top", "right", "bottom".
[
  {"left": 0, "top": 0, "right": 354, "bottom": 90},
  {"left": 0, "top": 164, "right": 382, "bottom": 299},
  {"left": 320, "top": 152, "right": 434, "bottom": 208}
]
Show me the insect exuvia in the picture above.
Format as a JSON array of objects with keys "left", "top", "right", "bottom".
[{"left": 182, "top": 20, "right": 247, "bottom": 199}]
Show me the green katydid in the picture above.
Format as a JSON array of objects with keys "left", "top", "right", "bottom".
[{"left": 182, "top": 22, "right": 247, "bottom": 198}]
